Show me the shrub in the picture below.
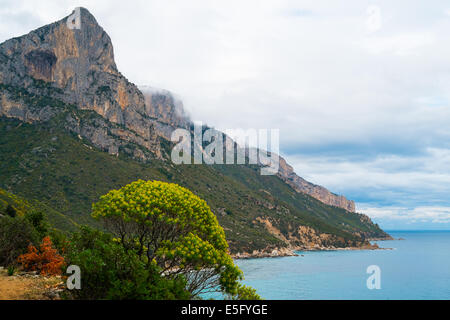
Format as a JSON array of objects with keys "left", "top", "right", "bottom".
[
  {"left": 231, "top": 284, "right": 262, "bottom": 300},
  {"left": 66, "top": 226, "right": 190, "bottom": 300},
  {"left": 48, "top": 228, "right": 69, "bottom": 254},
  {"left": 25, "top": 209, "right": 49, "bottom": 238},
  {"left": 5, "top": 205, "right": 16, "bottom": 218},
  {"left": 18, "top": 236, "right": 65, "bottom": 276},
  {"left": 92, "top": 180, "right": 244, "bottom": 298},
  {"left": 0, "top": 216, "right": 39, "bottom": 266},
  {"left": 7, "top": 265, "right": 15, "bottom": 276}
]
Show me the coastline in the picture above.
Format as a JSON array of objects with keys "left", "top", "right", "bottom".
[{"left": 232, "top": 237, "right": 394, "bottom": 260}]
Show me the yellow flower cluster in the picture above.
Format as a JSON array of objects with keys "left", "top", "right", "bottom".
[{"left": 91, "top": 180, "right": 242, "bottom": 294}]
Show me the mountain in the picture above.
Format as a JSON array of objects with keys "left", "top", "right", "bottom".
[
  {"left": 0, "top": 8, "right": 390, "bottom": 256},
  {"left": 0, "top": 8, "right": 177, "bottom": 160},
  {"left": 277, "top": 157, "right": 356, "bottom": 212}
]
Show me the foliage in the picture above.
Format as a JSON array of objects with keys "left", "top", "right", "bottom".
[
  {"left": 48, "top": 228, "right": 69, "bottom": 255},
  {"left": 25, "top": 209, "right": 49, "bottom": 239},
  {"left": 18, "top": 236, "right": 65, "bottom": 276},
  {"left": 232, "top": 284, "right": 262, "bottom": 300},
  {"left": 92, "top": 180, "right": 244, "bottom": 297},
  {"left": 0, "top": 118, "right": 389, "bottom": 254},
  {"left": 0, "top": 188, "right": 29, "bottom": 217},
  {"left": 0, "top": 186, "right": 77, "bottom": 234},
  {"left": 0, "top": 188, "right": 68, "bottom": 269},
  {"left": 5, "top": 205, "right": 16, "bottom": 218},
  {"left": 65, "top": 226, "right": 190, "bottom": 300},
  {"left": 0, "top": 216, "right": 39, "bottom": 266},
  {"left": 7, "top": 265, "right": 15, "bottom": 276}
]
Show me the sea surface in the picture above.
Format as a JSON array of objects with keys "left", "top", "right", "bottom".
[{"left": 233, "top": 231, "right": 450, "bottom": 300}]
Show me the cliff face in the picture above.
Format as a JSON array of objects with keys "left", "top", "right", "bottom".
[
  {"left": 242, "top": 216, "right": 383, "bottom": 257},
  {"left": 0, "top": 8, "right": 187, "bottom": 160},
  {"left": 139, "top": 86, "right": 190, "bottom": 140},
  {"left": 0, "top": 7, "right": 356, "bottom": 213},
  {"left": 0, "top": 8, "right": 131, "bottom": 120},
  {"left": 277, "top": 157, "right": 356, "bottom": 212}
]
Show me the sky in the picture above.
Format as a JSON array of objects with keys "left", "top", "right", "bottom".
[{"left": 1, "top": 0, "right": 449, "bottom": 230}]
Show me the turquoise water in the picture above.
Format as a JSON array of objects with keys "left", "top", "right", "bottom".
[{"left": 235, "top": 231, "right": 450, "bottom": 300}]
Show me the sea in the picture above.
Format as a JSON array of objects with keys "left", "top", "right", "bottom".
[{"left": 233, "top": 231, "right": 450, "bottom": 300}]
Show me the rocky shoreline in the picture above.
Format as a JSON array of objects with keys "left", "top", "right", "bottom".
[
  {"left": 231, "top": 239, "right": 394, "bottom": 259},
  {"left": 368, "top": 235, "right": 395, "bottom": 241}
]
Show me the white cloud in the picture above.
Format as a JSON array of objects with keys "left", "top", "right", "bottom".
[
  {"left": 359, "top": 206, "right": 450, "bottom": 224},
  {"left": 366, "top": 5, "right": 382, "bottom": 33},
  {"left": 363, "top": 32, "right": 435, "bottom": 56},
  {"left": 287, "top": 147, "right": 450, "bottom": 214}
]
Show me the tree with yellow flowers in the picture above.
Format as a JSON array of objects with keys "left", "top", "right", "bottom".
[{"left": 92, "top": 180, "right": 259, "bottom": 299}]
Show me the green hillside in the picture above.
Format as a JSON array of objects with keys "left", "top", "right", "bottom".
[
  {"left": 0, "top": 117, "right": 388, "bottom": 253},
  {"left": 0, "top": 187, "right": 77, "bottom": 232}
]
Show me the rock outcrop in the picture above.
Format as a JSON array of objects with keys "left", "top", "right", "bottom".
[
  {"left": 231, "top": 216, "right": 385, "bottom": 258},
  {"left": 139, "top": 86, "right": 190, "bottom": 140},
  {"left": 277, "top": 157, "right": 356, "bottom": 212},
  {"left": 0, "top": 8, "right": 186, "bottom": 160},
  {"left": 254, "top": 216, "right": 366, "bottom": 250}
]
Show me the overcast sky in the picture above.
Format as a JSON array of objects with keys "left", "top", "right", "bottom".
[{"left": 1, "top": 0, "right": 450, "bottom": 230}]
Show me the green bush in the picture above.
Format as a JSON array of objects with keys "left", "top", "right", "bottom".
[
  {"left": 65, "top": 226, "right": 190, "bottom": 300},
  {"left": 5, "top": 205, "right": 16, "bottom": 218},
  {"left": 48, "top": 228, "right": 69, "bottom": 254},
  {"left": 0, "top": 216, "right": 39, "bottom": 266},
  {"left": 92, "top": 180, "right": 244, "bottom": 298},
  {"left": 7, "top": 265, "right": 15, "bottom": 276},
  {"left": 25, "top": 209, "right": 49, "bottom": 239},
  {"left": 232, "top": 284, "right": 262, "bottom": 300}
]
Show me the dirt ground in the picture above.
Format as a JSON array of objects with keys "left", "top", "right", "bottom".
[{"left": 0, "top": 268, "right": 64, "bottom": 300}]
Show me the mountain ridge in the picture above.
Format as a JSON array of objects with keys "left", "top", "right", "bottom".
[
  {"left": 0, "top": 7, "right": 390, "bottom": 254},
  {"left": 0, "top": 7, "right": 355, "bottom": 212}
]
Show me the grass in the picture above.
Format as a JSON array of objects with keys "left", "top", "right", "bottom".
[{"left": 0, "top": 187, "right": 78, "bottom": 232}]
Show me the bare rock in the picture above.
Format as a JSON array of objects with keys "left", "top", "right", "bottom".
[{"left": 277, "top": 156, "right": 356, "bottom": 212}]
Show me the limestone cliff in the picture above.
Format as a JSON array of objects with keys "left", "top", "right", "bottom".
[
  {"left": 277, "top": 157, "right": 356, "bottom": 212},
  {"left": 139, "top": 86, "right": 190, "bottom": 140},
  {"left": 0, "top": 8, "right": 182, "bottom": 159}
]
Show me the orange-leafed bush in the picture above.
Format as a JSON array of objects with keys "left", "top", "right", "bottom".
[{"left": 18, "top": 236, "right": 65, "bottom": 276}]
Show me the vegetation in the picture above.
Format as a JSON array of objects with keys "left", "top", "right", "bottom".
[
  {"left": 5, "top": 205, "right": 16, "bottom": 217},
  {"left": 0, "top": 189, "right": 66, "bottom": 273},
  {"left": 0, "top": 182, "right": 259, "bottom": 300},
  {"left": 232, "top": 284, "right": 262, "bottom": 300},
  {"left": 0, "top": 216, "right": 39, "bottom": 266},
  {"left": 0, "top": 111, "right": 389, "bottom": 300},
  {"left": 25, "top": 209, "right": 49, "bottom": 239},
  {"left": 0, "top": 186, "right": 77, "bottom": 233},
  {"left": 7, "top": 265, "right": 15, "bottom": 276},
  {"left": 18, "top": 236, "right": 65, "bottom": 276},
  {"left": 0, "top": 118, "right": 388, "bottom": 254},
  {"left": 65, "top": 226, "right": 190, "bottom": 300},
  {"left": 92, "top": 180, "right": 244, "bottom": 298}
]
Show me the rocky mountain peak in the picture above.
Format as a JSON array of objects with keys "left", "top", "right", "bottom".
[
  {"left": 1, "top": 7, "right": 118, "bottom": 85},
  {"left": 0, "top": 8, "right": 169, "bottom": 159},
  {"left": 0, "top": 6, "right": 144, "bottom": 119}
]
